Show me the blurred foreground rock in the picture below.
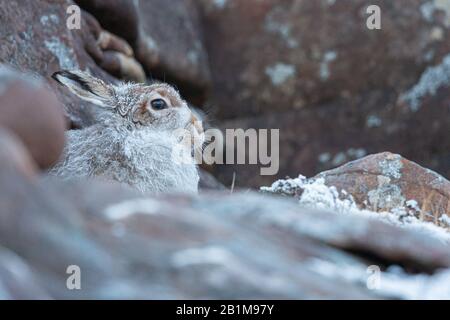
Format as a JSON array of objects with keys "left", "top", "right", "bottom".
[
  {"left": 0, "top": 66, "right": 66, "bottom": 169},
  {"left": 1, "top": 131, "right": 450, "bottom": 299}
]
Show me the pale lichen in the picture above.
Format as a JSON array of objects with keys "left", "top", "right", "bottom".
[
  {"left": 44, "top": 37, "right": 78, "bottom": 70},
  {"left": 319, "top": 51, "right": 337, "bottom": 80},
  {"left": 400, "top": 53, "right": 450, "bottom": 112},
  {"left": 379, "top": 154, "right": 403, "bottom": 179},
  {"left": 265, "top": 9, "right": 299, "bottom": 49},
  {"left": 265, "top": 63, "right": 296, "bottom": 86},
  {"left": 421, "top": 0, "right": 450, "bottom": 27}
]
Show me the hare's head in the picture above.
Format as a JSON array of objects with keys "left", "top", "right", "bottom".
[{"left": 52, "top": 70, "right": 204, "bottom": 146}]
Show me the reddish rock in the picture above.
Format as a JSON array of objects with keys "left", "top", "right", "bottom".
[
  {"left": 0, "top": 128, "right": 37, "bottom": 179},
  {"left": 316, "top": 152, "right": 450, "bottom": 224},
  {"left": 0, "top": 0, "right": 144, "bottom": 128},
  {"left": 0, "top": 247, "right": 51, "bottom": 299},
  {"left": 199, "top": 0, "right": 450, "bottom": 119},
  {"left": 77, "top": 0, "right": 212, "bottom": 105},
  {"left": 199, "top": 0, "right": 450, "bottom": 186},
  {"left": 212, "top": 85, "right": 450, "bottom": 188},
  {"left": 0, "top": 140, "right": 449, "bottom": 298},
  {"left": 4, "top": 171, "right": 450, "bottom": 298},
  {"left": 75, "top": 0, "right": 140, "bottom": 47},
  {"left": 0, "top": 67, "right": 66, "bottom": 169}
]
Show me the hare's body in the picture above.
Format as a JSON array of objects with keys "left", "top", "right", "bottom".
[
  {"left": 49, "top": 70, "right": 204, "bottom": 194},
  {"left": 50, "top": 120, "right": 199, "bottom": 193}
]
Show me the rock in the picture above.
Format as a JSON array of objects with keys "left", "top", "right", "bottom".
[
  {"left": 199, "top": 168, "right": 227, "bottom": 191},
  {"left": 0, "top": 128, "right": 37, "bottom": 179},
  {"left": 0, "top": 0, "right": 144, "bottom": 128},
  {"left": 76, "top": 0, "right": 212, "bottom": 105},
  {"left": 0, "top": 131, "right": 118, "bottom": 299},
  {"left": 199, "top": 0, "right": 450, "bottom": 119},
  {"left": 0, "top": 149, "right": 450, "bottom": 298},
  {"left": 1, "top": 0, "right": 450, "bottom": 300},
  {"left": 315, "top": 152, "right": 450, "bottom": 225},
  {"left": 75, "top": 0, "right": 140, "bottom": 48},
  {"left": 0, "top": 66, "right": 66, "bottom": 169},
  {"left": 200, "top": 0, "right": 450, "bottom": 186},
  {"left": 136, "top": 0, "right": 211, "bottom": 104},
  {"left": 39, "top": 178, "right": 450, "bottom": 298},
  {"left": 0, "top": 246, "right": 51, "bottom": 299},
  {"left": 80, "top": 10, "right": 145, "bottom": 83}
]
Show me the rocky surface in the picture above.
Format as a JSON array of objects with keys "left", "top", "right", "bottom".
[
  {"left": 0, "top": 0, "right": 450, "bottom": 300},
  {"left": 1, "top": 127, "right": 450, "bottom": 299},
  {"left": 0, "top": 0, "right": 144, "bottom": 128},
  {"left": 263, "top": 152, "right": 450, "bottom": 231},
  {"left": 199, "top": 0, "right": 450, "bottom": 118},
  {"left": 76, "top": 0, "right": 212, "bottom": 105},
  {"left": 2, "top": 0, "right": 447, "bottom": 186},
  {"left": 316, "top": 152, "right": 450, "bottom": 225},
  {"left": 200, "top": 0, "right": 450, "bottom": 186}
]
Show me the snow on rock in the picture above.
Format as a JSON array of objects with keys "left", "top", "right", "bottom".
[
  {"left": 261, "top": 157, "right": 450, "bottom": 299},
  {"left": 262, "top": 174, "right": 450, "bottom": 243}
]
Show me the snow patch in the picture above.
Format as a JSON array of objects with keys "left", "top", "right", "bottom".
[
  {"left": 172, "top": 246, "right": 234, "bottom": 267},
  {"left": 307, "top": 258, "right": 450, "bottom": 299},
  {"left": 261, "top": 176, "right": 450, "bottom": 243},
  {"left": 103, "top": 198, "right": 162, "bottom": 220},
  {"left": 440, "top": 214, "right": 450, "bottom": 227}
]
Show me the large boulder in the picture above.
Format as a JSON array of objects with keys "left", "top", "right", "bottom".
[
  {"left": 316, "top": 152, "right": 450, "bottom": 225},
  {"left": 199, "top": 0, "right": 450, "bottom": 118},
  {"left": 198, "top": 0, "right": 450, "bottom": 186},
  {"left": 262, "top": 152, "right": 450, "bottom": 229}
]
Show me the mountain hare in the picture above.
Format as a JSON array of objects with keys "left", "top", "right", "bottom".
[{"left": 49, "top": 70, "right": 204, "bottom": 194}]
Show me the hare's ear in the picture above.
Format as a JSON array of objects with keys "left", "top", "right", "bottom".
[{"left": 52, "top": 70, "right": 113, "bottom": 108}]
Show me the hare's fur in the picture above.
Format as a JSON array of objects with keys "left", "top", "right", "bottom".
[
  {"left": 49, "top": 71, "right": 201, "bottom": 194},
  {"left": 50, "top": 121, "right": 199, "bottom": 194}
]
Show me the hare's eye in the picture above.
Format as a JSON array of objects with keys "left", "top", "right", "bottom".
[{"left": 151, "top": 99, "right": 168, "bottom": 110}]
